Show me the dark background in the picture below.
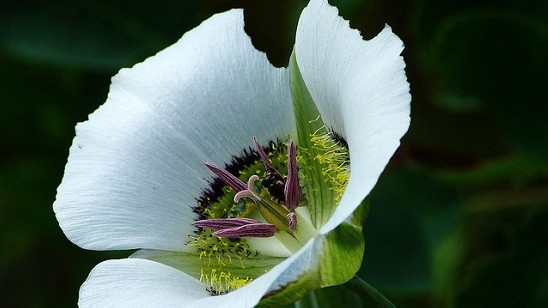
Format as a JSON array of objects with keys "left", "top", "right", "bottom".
[{"left": 1, "top": 0, "right": 547, "bottom": 307}]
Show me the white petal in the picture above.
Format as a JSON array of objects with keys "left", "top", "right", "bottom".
[
  {"left": 54, "top": 9, "right": 293, "bottom": 250},
  {"left": 295, "top": 0, "right": 411, "bottom": 233},
  {"left": 191, "top": 237, "right": 319, "bottom": 308},
  {"left": 79, "top": 258, "right": 209, "bottom": 307},
  {"left": 83, "top": 239, "right": 320, "bottom": 308}
]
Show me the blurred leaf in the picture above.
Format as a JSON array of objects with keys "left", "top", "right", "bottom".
[
  {"left": 432, "top": 91, "right": 482, "bottom": 112},
  {"left": 0, "top": 0, "right": 201, "bottom": 70},
  {"left": 0, "top": 52, "right": 120, "bottom": 306},
  {"left": 0, "top": 54, "right": 104, "bottom": 155},
  {"left": 431, "top": 228, "right": 466, "bottom": 305},
  {"left": 412, "top": 0, "right": 547, "bottom": 54},
  {"left": 457, "top": 205, "right": 548, "bottom": 307},
  {"left": 407, "top": 102, "right": 510, "bottom": 162},
  {"left": 358, "top": 166, "right": 462, "bottom": 295},
  {"left": 293, "top": 285, "right": 367, "bottom": 308},
  {"left": 429, "top": 9, "right": 548, "bottom": 158},
  {"left": 435, "top": 155, "right": 548, "bottom": 188},
  {"left": 442, "top": 205, "right": 548, "bottom": 307}
]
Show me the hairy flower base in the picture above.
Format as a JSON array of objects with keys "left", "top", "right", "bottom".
[{"left": 188, "top": 133, "right": 349, "bottom": 295}]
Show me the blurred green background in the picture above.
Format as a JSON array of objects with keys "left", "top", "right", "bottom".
[{"left": 1, "top": 0, "right": 547, "bottom": 307}]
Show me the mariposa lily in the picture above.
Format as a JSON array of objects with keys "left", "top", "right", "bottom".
[{"left": 54, "top": 0, "right": 410, "bottom": 306}]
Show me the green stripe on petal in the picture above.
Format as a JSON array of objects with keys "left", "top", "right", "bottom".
[
  {"left": 290, "top": 51, "right": 339, "bottom": 229},
  {"left": 131, "top": 250, "right": 285, "bottom": 284}
]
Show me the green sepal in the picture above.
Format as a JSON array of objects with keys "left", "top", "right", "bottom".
[
  {"left": 258, "top": 222, "right": 365, "bottom": 307},
  {"left": 318, "top": 222, "right": 365, "bottom": 285},
  {"left": 349, "top": 197, "right": 371, "bottom": 229}
]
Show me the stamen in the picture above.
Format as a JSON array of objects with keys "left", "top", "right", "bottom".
[
  {"left": 193, "top": 218, "right": 262, "bottom": 230},
  {"left": 195, "top": 217, "right": 277, "bottom": 238},
  {"left": 253, "top": 136, "right": 280, "bottom": 175},
  {"left": 205, "top": 162, "right": 247, "bottom": 192},
  {"left": 213, "top": 223, "right": 277, "bottom": 238},
  {"left": 284, "top": 140, "right": 301, "bottom": 211}
]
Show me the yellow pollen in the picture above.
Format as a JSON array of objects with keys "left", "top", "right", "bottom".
[
  {"left": 308, "top": 127, "right": 350, "bottom": 202},
  {"left": 200, "top": 269, "right": 252, "bottom": 295}
]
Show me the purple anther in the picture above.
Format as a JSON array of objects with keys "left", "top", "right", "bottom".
[
  {"left": 287, "top": 212, "right": 297, "bottom": 231},
  {"left": 213, "top": 223, "right": 277, "bottom": 238},
  {"left": 205, "top": 162, "right": 247, "bottom": 192},
  {"left": 284, "top": 140, "right": 301, "bottom": 211},
  {"left": 193, "top": 218, "right": 261, "bottom": 230},
  {"left": 253, "top": 136, "right": 282, "bottom": 176}
]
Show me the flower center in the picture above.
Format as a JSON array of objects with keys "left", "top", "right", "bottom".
[
  {"left": 187, "top": 129, "right": 350, "bottom": 295},
  {"left": 194, "top": 138, "right": 317, "bottom": 252}
]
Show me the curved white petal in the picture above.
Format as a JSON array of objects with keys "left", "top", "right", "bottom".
[
  {"left": 295, "top": 0, "right": 411, "bottom": 233},
  {"left": 81, "top": 239, "right": 320, "bottom": 308},
  {"left": 54, "top": 9, "right": 293, "bottom": 250},
  {"left": 191, "top": 237, "right": 319, "bottom": 308},
  {"left": 79, "top": 258, "right": 209, "bottom": 307}
]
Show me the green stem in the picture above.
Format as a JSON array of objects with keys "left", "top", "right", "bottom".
[{"left": 344, "top": 276, "right": 396, "bottom": 308}]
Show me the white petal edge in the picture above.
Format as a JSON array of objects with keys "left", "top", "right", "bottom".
[
  {"left": 79, "top": 258, "right": 209, "bottom": 308},
  {"left": 54, "top": 9, "right": 294, "bottom": 251},
  {"left": 295, "top": 0, "right": 411, "bottom": 233},
  {"left": 191, "top": 236, "right": 319, "bottom": 308}
]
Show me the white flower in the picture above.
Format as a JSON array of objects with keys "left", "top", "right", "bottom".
[{"left": 53, "top": 0, "right": 410, "bottom": 307}]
